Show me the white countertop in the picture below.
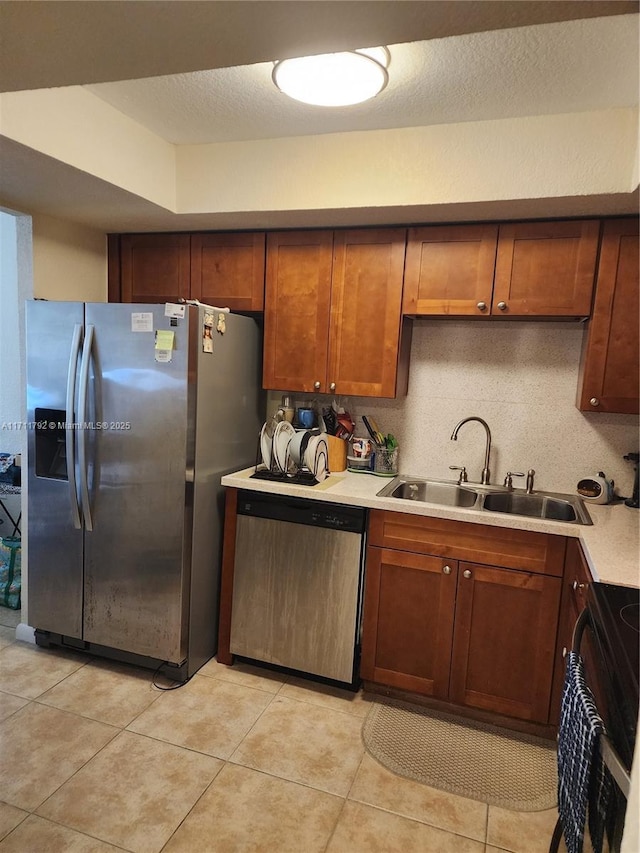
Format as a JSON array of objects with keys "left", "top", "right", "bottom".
[{"left": 221, "top": 467, "right": 640, "bottom": 588}]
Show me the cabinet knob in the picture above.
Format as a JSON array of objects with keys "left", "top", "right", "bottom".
[
  {"left": 497, "top": 301, "right": 508, "bottom": 311},
  {"left": 590, "top": 397, "right": 600, "bottom": 407},
  {"left": 572, "top": 581, "right": 585, "bottom": 591},
  {"left": 463, "top": 569, "right": 472, "bottom": 579},
  {"left": 442, "top": 565, "right": 452, "bottom": 575},
  {"left": 329, "top": 382, "right": 336, "bottom": 392},
  {"left": 562, "top": 646, "right": 568, "bottom": 659},
  {"left": 476, "top": 302, "right": 487, "bottom": 312},
  {"left": 314, "top": 381, "right": 321, "bottom": 391}
]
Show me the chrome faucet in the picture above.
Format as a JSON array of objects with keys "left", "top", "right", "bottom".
[{"left": 450, "top": 417, "right": 492, "bottom": 485}]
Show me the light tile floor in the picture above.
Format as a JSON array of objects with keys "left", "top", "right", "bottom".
[{"left": 0, "top": 634, "right": 567, "bottom": 853}]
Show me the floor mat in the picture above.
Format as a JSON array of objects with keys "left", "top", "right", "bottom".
[{"left": 362, "top": 696, "right": 558, "bottom": 811}]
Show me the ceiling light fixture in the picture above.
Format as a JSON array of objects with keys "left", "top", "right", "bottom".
[{"left": 272, "top": 47, "right": 390, "bottom": 107}]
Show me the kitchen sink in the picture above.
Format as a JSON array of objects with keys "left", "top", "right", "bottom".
[
  {"left": 481, "top": 491, "right": 590, "bottom": 523},
  {"left": 377, "top": 476, "right": 592, "bottom": 525},
  {"left": 385, "top": 479, "right": 478, "bottom": 508}
]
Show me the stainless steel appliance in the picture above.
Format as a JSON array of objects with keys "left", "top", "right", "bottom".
[
  {"left": 229, "top": 491, "right": 366, "bottom": 685},
  {"left": 551, "top": 582, "right": 638, "bottom": 853},
  {"left": 26, "top": 301, "right": 263, "bottom": 680}
]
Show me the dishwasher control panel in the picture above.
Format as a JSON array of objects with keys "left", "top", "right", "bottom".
[{"left": 237, "top": 490, "right": 366, "bottom": 534}]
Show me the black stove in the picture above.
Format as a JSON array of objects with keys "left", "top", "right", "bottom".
[{"left": 587, "top": 582, "right": 639, "bottom": 773}]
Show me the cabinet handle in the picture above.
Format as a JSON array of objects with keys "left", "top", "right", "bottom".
[
  {"left": 314, "top": 381, "right": 321, "bottom": 390},
  {"left": 590, "top": 397, "right": 600, "bottom": 407},
  {"left": 562, "top": 646, "right": 568, "bottom": 659},
  {"left": 476, "top": 302, "right": 487, "bottom": 312},
  {"left": 329, "top": 382, "right": 336, "bottom": 392},
  {"left": 572, "top": 581, "right": 585, "bottom": 591},
  {"left": 463, "top": 569, "right": 472, "bottom": 579},
  {"left": 442, "top": 565, "right": 452, "bottom": 575},
  {"left": 497, "top": 301, "right": 508, "bottom": 311}
]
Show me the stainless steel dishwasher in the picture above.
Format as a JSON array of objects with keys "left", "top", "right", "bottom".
[{"left": 229, "top": 490, "right": 366, "bottom": 685}]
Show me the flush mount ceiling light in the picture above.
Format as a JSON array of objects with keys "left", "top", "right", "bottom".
[{"left": 272, "top": 47, "right": 390, "bottom": 107}]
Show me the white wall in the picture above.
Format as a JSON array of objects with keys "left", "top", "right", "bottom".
[
  {"left": 31, "top": 213, "right": 107, "bottom": 301},
  {"left": 178, "top": 109, "right": 638, "bottom": 214},
  {"left": 271, "top": 321, "right": 639, "bottom": 499}
]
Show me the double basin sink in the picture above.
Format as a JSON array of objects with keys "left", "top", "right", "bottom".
[{"left": 377, "top": 476, "right": 592, "bottom": 525}]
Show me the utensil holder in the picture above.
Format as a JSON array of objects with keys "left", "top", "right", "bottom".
[
  {"left": 373, "top": 446, "right": 399, "bottom": 477},
  {"left": 326, "top": 435, "right": 347, "bottom": 472}
]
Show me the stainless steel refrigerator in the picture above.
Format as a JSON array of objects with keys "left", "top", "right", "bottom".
[{"left": 26, "top": 301, "right": 263, "bottom": 680}]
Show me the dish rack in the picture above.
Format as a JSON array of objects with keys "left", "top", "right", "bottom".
[{"left": 251, "top": 420, "right": 329, "bottom": 485}]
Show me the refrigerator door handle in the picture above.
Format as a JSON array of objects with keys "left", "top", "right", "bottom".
[
  {"left": 66, "top": 323, "right": 83, "bottom": 529},
  {"left": 78, "top": 323, "right": 95, "bottom": 532}
]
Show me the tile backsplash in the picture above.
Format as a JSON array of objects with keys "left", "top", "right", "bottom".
[{"left": 268, "top": 320, "right": 639, "bottom": 499}]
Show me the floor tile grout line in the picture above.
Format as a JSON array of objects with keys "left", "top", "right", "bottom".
[
  {"left": 156, "top": 759, "right": 227, "bottom": 853},
  {"left": 26, "top": 720, "right": 121, "bottom": 818},
  {"left": 10, "top": 811, "right": 135, "bottom": 853}
]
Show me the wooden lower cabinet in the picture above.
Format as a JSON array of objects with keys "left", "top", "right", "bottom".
[
  {"left": 361, "top": 511, "right": 566, "bottom": 728},
  {"left": 548, "top": 539, "right": 594, "bottom": 725},
  {"left": 361, "top": 548, "right": 456, "bottom": 698},
  {"left": 449, "top": 562, "right": 561, "bottom": 722}
]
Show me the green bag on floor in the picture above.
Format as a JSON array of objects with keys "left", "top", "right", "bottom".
[{"left": 0, "top": 537, "right": 21, "bottom": 609}]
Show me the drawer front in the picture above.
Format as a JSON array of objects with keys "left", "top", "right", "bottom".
[{"left": 368, "top": 510, "right": 566, "bottom": 576}]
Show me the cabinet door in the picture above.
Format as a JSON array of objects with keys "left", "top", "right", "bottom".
[
  {"left": 449, "top": 562, "right": 561, "bottom": 723},
  {"left": 549, "top": 539, "right": 592, "bottom": 725},
  {"left": 191, "top": 232, "right": 265, "bottom": 312},
  {"left": 328, "top": 229, "right": 408, "bottom": 397},
  {"left": 403, "top": 224, "right": 498, "bottom": 316},
  {"left": 120, "top": 234, "right": 191, "bottom": 303},
  {"left": 577, "top": 218, "right": 639, "bottom": 414},
  {"left": 263, "top": 231, "right": 333, "bottom": 393},
  {"left": 360, "top": 547, "right": 456, "bottom": 698},
  {"left": 493, "top": 220, "right": 599, "bottom": 316}
]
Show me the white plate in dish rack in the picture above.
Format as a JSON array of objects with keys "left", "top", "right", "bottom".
[
  {"left": 304, "top": 435, "right": 328, "bottom": 481},
  {"left": 260, "top": 419, "right": 277, "bottom": 469},
  {"left": 272, "top": 420, "right": 296, "bottom": 473}
]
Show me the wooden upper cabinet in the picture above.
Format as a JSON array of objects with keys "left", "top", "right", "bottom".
[
  {"left": 577, "top": 218, "right": 639, "bottom": 414},
  {"left": 262, "top": 231, "right": 333, "bottom": 394},
  {"left": 449, "top": 562, "right": 561, "bottom": 723},
  {"left": 329, "top": 229, "right": 408, "bottom": 397},
  {"left": 404, "top": 219, "right": 600, "bottom": 318},
  {"left": 263, "top": 229, "right": 409, "bottom": 397},
  {"left": 494, "top": 220, "right": 599, "bottom": 316},
  {"left": 191, "top": 232, "right": 265, "bottom": 312},
  {"left": 120, "top": 234, "right": 191, "bottom": 303},
  {"left": 403, "top": 224, "right": 498, "bottom": 316}
]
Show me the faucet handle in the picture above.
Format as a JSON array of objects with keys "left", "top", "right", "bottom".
[
  {"left": 449, "top": 465, "right": 468, "bottom": 484},
  {"left": 503, "top": 471, "right": 525, "bottom": 490}
]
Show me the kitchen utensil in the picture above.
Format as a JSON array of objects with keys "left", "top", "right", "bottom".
[
  {"left": 351, "top": 437, "right": 372, "bottom": 459},
  {"left": 304, "top": 434, "right": 328, "bottom": 481},
  {"left": 362, "top": 415, "right": 384, "bottom": 447},
  {"left": 289, "top": 429, "right": 313, "bottom": 468},
  {"left": 296, "top": 407, "right": 315, "bottom": 429},
  {"left": 335, "top": 411, "right": 355, "bottom": 440},
  {"left": 272, "top": 420, "right": 296, "bottom": 473},
  {"left": 366, "top": 415, "right": 385, "bottom": 447},
  {"left": 325, "top": 435, "right": 347, "bottom": 472},
  {"left": 373, "top": 446, "right": 399, "bottom": 477},
  {"left": 260, "top": 419, "right": 277, "bottom": 469},
  {"left": 347, "top": 454, "right": 373, "bottom": 473},
  {"left": 576, "top": 472, "right": 614, "bottom": 504}
]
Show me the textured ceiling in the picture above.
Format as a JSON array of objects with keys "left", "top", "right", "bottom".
[
  {"left": 0, "top": 3, "right": 638, "bottom": 232},
  {"left": 85, "top": 16, "right": 639, "bottom": 145}
]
